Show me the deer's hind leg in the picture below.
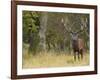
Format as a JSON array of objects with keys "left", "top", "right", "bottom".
[{"left": 77, "top": 51, "right": 80, "bottom": 60}]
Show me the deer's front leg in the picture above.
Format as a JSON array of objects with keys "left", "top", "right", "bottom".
[{"left": 74, "top": 52, "right": 77, "bottom": 61}]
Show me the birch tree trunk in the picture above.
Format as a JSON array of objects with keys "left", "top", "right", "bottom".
[{"left": 39, "top": 12, "right": 48, "bottom": 51}]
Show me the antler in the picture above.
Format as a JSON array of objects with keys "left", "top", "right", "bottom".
[
  {"left": 76, "top": 18, "right": 88, "bottom": 35},
  {"left": 61, "top": 18, "right": 74, "bottom": 33},
  {"left": 61, "top": 17, "right": 88, "bottom": 36}
]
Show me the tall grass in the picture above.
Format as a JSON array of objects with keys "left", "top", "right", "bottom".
[{"left": 22, "top": 50, "right": 89, "bottom": 69}]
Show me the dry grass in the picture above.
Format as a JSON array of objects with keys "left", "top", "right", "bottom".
[{"left": 22, "top": 50, "right": 89, "bottom": 69}]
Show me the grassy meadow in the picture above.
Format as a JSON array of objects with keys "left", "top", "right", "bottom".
[{"left": 22, "top": 50, "right": 89, "bottom": 69}]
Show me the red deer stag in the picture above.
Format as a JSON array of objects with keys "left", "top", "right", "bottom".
[
  {"left": 61, "top": 18, "right": 86, "bottom": 60},
  {"left": 71, "top": 32, "right": 84, "bottom": 60}
]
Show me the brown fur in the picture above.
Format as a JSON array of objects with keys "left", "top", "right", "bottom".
[{"left": 73, "top": 38, "right": 84, "bottom": 60}]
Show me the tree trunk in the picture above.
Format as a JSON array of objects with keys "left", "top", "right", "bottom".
[{"left": 39, "top": 12, "right": 48, "bottom": 51}]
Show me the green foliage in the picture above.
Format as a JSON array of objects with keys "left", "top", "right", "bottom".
[{"left": 23, "top": 11, "right": 40, "bottom": 54}]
